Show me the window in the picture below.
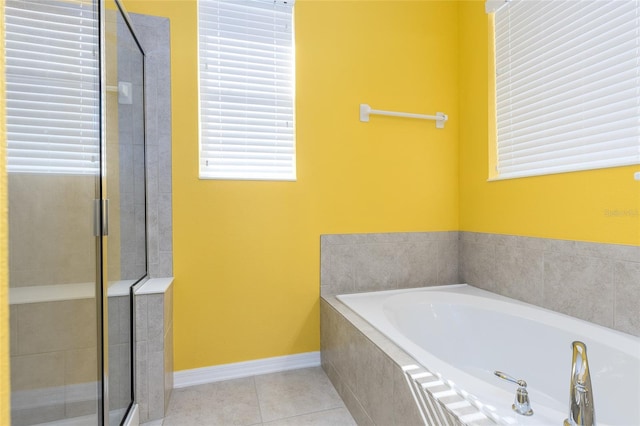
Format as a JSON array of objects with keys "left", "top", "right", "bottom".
[
  {"left": 198, "top": 0, "right": 296, "bottom": 181},
  {"left": 488, "top": 0, "right": 640, "bottom": 179},
  {"left": 5, "top": 0, "right": 100, "bottom": 175}
]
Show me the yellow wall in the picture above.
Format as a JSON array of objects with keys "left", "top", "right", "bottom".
[
  {"left": 458, "top": 1, "right": 640, "bottom": 246},
  {"left": 0, "top": 1, "right": 9, "bottom": 423},
  {"left": 122, "top": 0, "right": 459, "bottom": 370}
]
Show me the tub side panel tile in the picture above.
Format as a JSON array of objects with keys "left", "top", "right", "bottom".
[
  {"left": 392, "top": 367, "right": 426, "bottom": 426},
  {"left": 359, "top": 346, "right": 395, "bottom": 426},
  {"left": 323, "top": 341, "right": 374, "bottom": 426}
]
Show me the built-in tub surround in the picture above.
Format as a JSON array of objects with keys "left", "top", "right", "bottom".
[
  {"left": 320, "top": 231, "right": 640, "bottom": 424},
  {"left": 320, "top": 232, "right": 465, "bottom": 425},
  {"left": 337, "top": 285, "right": 640, "bottom": 425}
]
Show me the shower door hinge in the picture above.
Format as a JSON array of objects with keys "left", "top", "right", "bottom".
[{"left": 94, "top": 199, "right": 109, "bottom": 236}]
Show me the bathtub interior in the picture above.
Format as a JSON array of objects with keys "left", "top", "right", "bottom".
[{"left": 337, "top": 285, "right": 640, "bottom": 426}]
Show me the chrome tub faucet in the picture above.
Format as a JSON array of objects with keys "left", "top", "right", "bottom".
[{"left": 564, "top": 341, "right": 595, "bottom": 426}]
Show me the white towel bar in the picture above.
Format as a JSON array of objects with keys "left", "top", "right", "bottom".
[{"left": 359, "top": 103, "right": 448, "bottom": 129}]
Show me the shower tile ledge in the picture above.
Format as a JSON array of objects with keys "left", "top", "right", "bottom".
[{"left": 135, "top": 277, "right": 174, "bottom": 295}]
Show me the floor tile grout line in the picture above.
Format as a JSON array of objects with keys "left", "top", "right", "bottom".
[{"left": 252, "top": 375, "right": 265, "bottom": 424}]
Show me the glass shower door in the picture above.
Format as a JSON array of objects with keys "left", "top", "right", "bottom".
[
  {"left": 103, "top": 1, "right": 147, "bottom": 424},
  {"left": 5, "top": 0, "right": 102, "bottom": 424}
]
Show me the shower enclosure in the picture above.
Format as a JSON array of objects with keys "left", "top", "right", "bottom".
[{"left": 6, "top": 0, "right": 148, "bottom": 424}]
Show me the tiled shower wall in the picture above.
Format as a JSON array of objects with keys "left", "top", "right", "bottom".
[
  {"left": 130, "top": 12, "right": 173, "bottom": 279},
  {"left": 460, "top": 232, "right": 640, "bottom": 337},
  {"left": 129, "top": 12, "right": 174, "bottom": 423}
]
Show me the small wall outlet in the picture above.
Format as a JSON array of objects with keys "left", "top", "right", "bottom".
[{"left": 635, "top": 171, "right": 640, "bottom": 181}]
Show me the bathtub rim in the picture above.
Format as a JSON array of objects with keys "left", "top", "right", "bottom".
[{"left": 337, "top": 283, "right": 640, "bottom": 355}]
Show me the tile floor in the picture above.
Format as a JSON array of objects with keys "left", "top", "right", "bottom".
[{"left": 141, "top": 367, "right": 356, "bottom": 426}]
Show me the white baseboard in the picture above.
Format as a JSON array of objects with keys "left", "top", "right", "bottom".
[{"left": 173, "top": 351, "right": 321, "bottom": 389}]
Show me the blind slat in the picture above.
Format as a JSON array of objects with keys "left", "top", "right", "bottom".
[
  {"left": 198, "top": 0, "right": 296, "bottom": 181},
  {"left": 5, "top": 0, "right": 100, "bottom": 175},
  {"left": 493, "top": 0, "right": 640, "bottom": 179}
]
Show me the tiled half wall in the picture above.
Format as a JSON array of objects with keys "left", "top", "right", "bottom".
[
  {"left": 320, "top": 231, "right": 640, "bottom": 336},
  {"left": 320, "top": 232, "right": 460, "bottom": 297},
  {"left": 460, "top": 232, "right": 640, "bottom": 337}
]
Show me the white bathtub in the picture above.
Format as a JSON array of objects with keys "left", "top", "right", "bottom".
[{"left": 337, "top": 284, "right": 640, "bottom": 426}]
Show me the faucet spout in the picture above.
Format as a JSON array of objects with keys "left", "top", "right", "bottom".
[{"left": 564, "top": 341, "right": 595, "bottom": 426}]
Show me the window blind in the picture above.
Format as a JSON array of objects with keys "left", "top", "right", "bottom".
[
  {"left": 198, "top": 0, "right": 296, "bottom": 181},
  {"left": 5, "top": 0, "right": 100, "bottom": 175},
  {"left": 492, "top": 0, "right": 640, "bottom": 179}
]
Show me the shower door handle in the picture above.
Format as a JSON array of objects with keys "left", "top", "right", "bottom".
[{"left": 94, "top": 199, "right": 109, "bottom": 236}]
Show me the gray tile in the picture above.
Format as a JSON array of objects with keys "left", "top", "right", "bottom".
[
  {"left": 255, "top": 367, "right": 344, "bottom": 422},
  {"left": 397, "top": 240, "right": 439, "bottom": 288},
  {"left": 543, "top": 253, "right": 615, "bottom": 327},
  {"left": 164, "top": 285, "right": 173, "bottom": 331},
  {"left": 163, "top": 377, "right": 261, "bottom": 426},
  {"left": 140, "top": 419, "right": 164, "bottom": 426},
  {"left": 614, "top": 261, "right": 640, "bottom": 336},
  {"left": 10, "top": 305, "right": 18, "bottom": 357},
  {"left": 65, "top": 347, "right": 98, "bottom": 385},
  {"left": 65, "top": 381, "right": 98, "bottom": 419},
  {"left": 147, "top": 294, "right": 165, "bottom": 352},
  {"left": 158, "top": 192, "right": 173, "bottom": 253},
  {"left": 263, "top": 407, "right": 356, "bottom": 426},
  {"left": 136, "top": 295, "right": 149, "bottom": 342},
  {"left": 352, "top": 242, "right": 404, "bottom": 292},
  {"left": 494, "top": 245, "right": 544, "bottom": 305},
  {"left": 324, "top": 244, "right": 356, "bottom": 295},
  {"left": 392, "top": 367, "right": 426, "bottom": 426},
  {"left": 11, "top": 352, "right": 66, "bottom": 391},
  {"left": 164, "top": 324, "right": 174, "bottom": 410},
  {"left": 356, "top": 345, "right": 394, "bottom": 425},
  {"left": 136, "top": 341, "right": 150, "bottom": 422},
  {"left": 148, "top": 351, "right": 166, "bottom": 420},
  {"left": 437, "top": 237, "right": 460, "bottom": 285},
  {"left": 460, "top": 240, "right": 496, "bottom": 291},
  {"left": 17, "top": 299, "right": 96, "bottom": 354}
]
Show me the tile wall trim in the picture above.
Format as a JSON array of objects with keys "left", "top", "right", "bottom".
[{"left": 173, "top": 352, "right": 321, "bottom": 389}]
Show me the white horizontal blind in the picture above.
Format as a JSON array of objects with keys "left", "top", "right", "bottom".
[
  {"left": 198, "top": 0, "right": 295, "bottom": 181},
  {"left": 5, "top": 0, "right": 100, "bottom": 175},
  {"left": 494, "top": 0, "right": 640, "bottom": 179}
]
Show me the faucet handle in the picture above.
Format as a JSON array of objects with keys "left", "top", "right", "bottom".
[
  {"left": 494, "top": 371, "right": 527, "bottom": 388},
  {"left": 494, "top": 371, "right": 534, "bottom": 416}
]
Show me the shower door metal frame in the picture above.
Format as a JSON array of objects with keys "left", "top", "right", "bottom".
[{"left": 98, "top": 0, "right": 148, "bottom": 423}]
